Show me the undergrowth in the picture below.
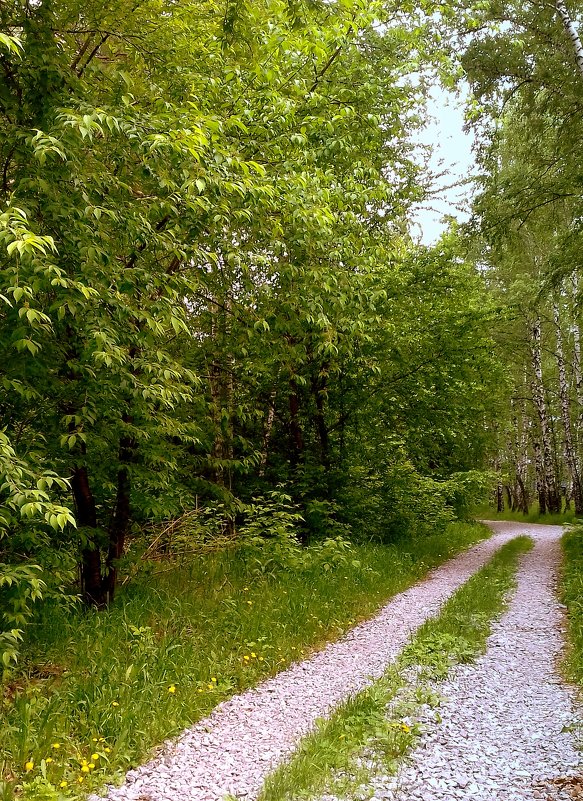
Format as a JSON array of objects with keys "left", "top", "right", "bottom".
[
  {"left": 561, "top": 527, "right": 583, "bottom": 689},
  {"left": 473, "top": 502, "right": 575, "bottom": 525},
  {"left": 0, "top": 521, "right": 488, "bottom": 801},
  {"left": 259, "top": 535, "right": 532, "bottom": 801}
]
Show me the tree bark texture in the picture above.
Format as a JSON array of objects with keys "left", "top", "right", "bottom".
[
  {"left": 553, "top": 301, "right": 583, "bottom": 513},
  {"left": 555, "top": 0, "right": 583, "bottom": 79},
  {"left": 530, "top": 319, "right": 561, "bottom": 513}
]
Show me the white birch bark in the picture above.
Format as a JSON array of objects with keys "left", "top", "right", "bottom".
[
  {"left": 555, "top": 0, "right": 583, "bottom": 79},
  {"left": 530, "top": 318, "right": 560, "bottom": 512},
  {"left": 553, "top": 301, "right": 583, "bottom": 513}
]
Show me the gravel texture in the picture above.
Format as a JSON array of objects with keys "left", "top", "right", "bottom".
[
  {"left": 91, "top": 528, "right": 519, "bottom": 801},
  {"left": 356, "top": 522, "right": 582, "bottom": 801}
]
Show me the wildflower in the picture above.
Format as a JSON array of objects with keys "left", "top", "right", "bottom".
[
  {"left": 60, "top": 781, "right": 68, "bottom": 788},
  {"left": 46, "top": 757, "right": 53, "bottom": 764},
  {"left": 168, "top": 685, "right": 176, "bottom": 694},
  {"left": 91, "top": 753, "right": 99, "bottom": 761},
  {"left": 243, "top": 655, "right": 250, "bottom": 661},
  {"left": 207, "top": 684, "right": 213, "bottom": 690},
  {"left": 104, "top": 748, "right": 111, "bottom": 753},
  {"left": 81, "top": 765, "right": 90, "bottom": 773},
  {"left": 246, "top": 600, "right": 252, "bottom": 605},
  {"left": 77, "top": 777, "right": 84, "bottom": 784},
  {"left": 251, "top": 652, "right": 256, "bottom": 658},
  {"left": 52, "top": 743, "right": 61, "bottom": 750},
  {"left": 99, "top": 738, "right": 105, "bottom": 742},
  {"left": 25, "top": 761, "right": 34, "bottom": 772},
  {"left": 88, "top": 763, "right": 95, "bottom": 770},
  {"left": 112, "top": 701, "right": 119, "bottom": 707},
  {"left": 211, "top": 677, "right": 217, "bottom": 683},
  {"left": 258, "top": 656, "right": 264, "bottom": 661},
  {"left": 92, "top": 737, "right": 98, "bottom": 742},
  {"left": 401, "top": 723, "right": 410, "bottom": 732}
]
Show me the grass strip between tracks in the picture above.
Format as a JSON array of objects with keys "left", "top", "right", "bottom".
[{"left": 258, "top": 535, "right": 533, "bottom": 801}]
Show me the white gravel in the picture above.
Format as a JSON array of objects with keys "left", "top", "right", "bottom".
[
  {"left": 358, "top": 522, "right": 582, "bottom": 801},
  {"left": 91, "top": 528, "right": 520, "bottom": 801}
]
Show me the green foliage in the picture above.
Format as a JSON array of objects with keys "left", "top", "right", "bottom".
[{"left": 561, "top": 527, "right": 583, "bottom": 688}]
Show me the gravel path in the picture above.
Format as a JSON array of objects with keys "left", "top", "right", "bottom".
[
  {"left": 360, "top": 522, "right": 582, "bottom": 801},
  {"left": 92, "top": 529, "right": 519, "bottom": 801}
]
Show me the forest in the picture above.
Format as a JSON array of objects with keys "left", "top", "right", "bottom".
[{"left": 0, "top": 0, "right": 582, "bottom": 797}]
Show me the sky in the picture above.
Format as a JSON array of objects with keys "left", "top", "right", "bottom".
[{"left": 411, "top": 87, "right": 478, "bottom": 245}]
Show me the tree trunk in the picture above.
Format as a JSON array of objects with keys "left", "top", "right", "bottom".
[
  {"left": 71, "top": 465, "right": 106, "bottom": 607},
  {"left": 311, "top": 372, "right": 330, "bottom": 470},
  {"left": 555, "top": 0, "right": 583, "bottom": 79},
  {"left": 289, "top": 378, "right": 304, "bottom": 462},
  {"left": 553, "top": 301, "right": 583, "bottom": 513},
  {"left": 258, "top": 394, "right": 277, "bottom": 478},
  {"left": 530, "top": 319, "right": 561, "bottom": 512},
  {"left": 532, "top": 437, "right": 547, "bottom": 515},
  {"left": 105, "top": 434, "right": 132, "bottom": 604}
]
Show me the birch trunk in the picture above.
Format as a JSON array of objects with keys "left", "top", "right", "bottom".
[
  {"left": 530, "top": 318, "right": 561, "bottom": 512},
  {"left": 553, "top": 302, "right": 583, "bottom": 513},
  {"left": 555, "top": 0, "right": 583, "bottom": 79}
]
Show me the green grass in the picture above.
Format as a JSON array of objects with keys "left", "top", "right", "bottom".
[
  {"left": 561, "top": 526, "right": 583, "bottom": 689},
  {"left": 258, "top": 535, "right": 533, "bottom": 801},
  {"left": 0, "top": 521, "right": 489, "bottom": 801},
  {"left": 472, "top": 502, "right": 576, "bottom": 525}
]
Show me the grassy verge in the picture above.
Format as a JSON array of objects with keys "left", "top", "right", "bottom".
[
  {"left": 472, "top": 503, "right": 575, "bottom": 525},
  {"left": 561, "top": 527, "right": 583, "bottom": 689},
  {"left": 0, "top": 522, "right": 488, "bottom": 801},
  {"left": 259, "top": 535, "right": 533, "bottom": 801}
]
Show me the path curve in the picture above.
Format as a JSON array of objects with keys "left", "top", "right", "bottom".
[
  {"left": 362, "top": 522, "right": 582, "bottom": 801},
  {"left": 92, "top": 528, "right": 521, "bottom": 801}
]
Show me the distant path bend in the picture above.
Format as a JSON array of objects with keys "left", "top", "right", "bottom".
[{"left": 93, "top": 527, "right": 522, "bottom": 801}]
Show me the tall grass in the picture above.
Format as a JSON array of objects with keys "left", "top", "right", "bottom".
[
  {"left": 0, "top": 522, "right": 488, "bottom": 801},
  {"left": 472, "top": 502, "right": 576, "bottom": 525},
  {"left": 561, "top": 526, "right": 583, "bottom": 689}
]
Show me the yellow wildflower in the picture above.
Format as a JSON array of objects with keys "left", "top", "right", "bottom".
[
  {"left": 60, "top": 781, "right": 68, "bottom": 788},
  {"left": 91, "top": 753, "right": 99, "bottom": 761},
  {"left": 211, "top": 677, "right": 217, "bottom": 683},
  {"left": 81, "top": 765, "right": 90, "bottom": 773},
  {"left": 104, "top": 748, "right": 111, "bottom": 753},
  {"left": 251, "top": 652, "right": 256, "bottom": 658},
  {"left": 25, "top": 761, "right": 34, "bottom": 772},
  {"left": 88, "top": 763, "right": 95, "bottom": 770},
  {"left": 52, "top": 743, "right": 61, "bottom": 750},
  {"left": 168, "top": 685, "right": 176, "bottom": 694},
  {"left": 46, "top": 758, "right": 53, "bottom": 764},
  {"left": 112, "top": 701, "right": 119, "bottom": 707}
]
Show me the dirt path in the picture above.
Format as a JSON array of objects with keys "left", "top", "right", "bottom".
[
  {"left": 358, "top": 522, "right": 582, "bottom": 801},
  {"left": 91, "top": 529, "right": 521, "bottom": 801}
]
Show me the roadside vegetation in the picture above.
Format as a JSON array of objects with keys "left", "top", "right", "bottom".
[
  {"left": 472, "top": 504, "right": 576, "bottom": 526},
  {"left": 259, "top": 536, "right": 532, "bottom": 801},
  {"left": 561, "top": 527, "right": 583, "bottom": 690},
  {"left": 0, "top": 522, "right": 488, "bottom": 801}
]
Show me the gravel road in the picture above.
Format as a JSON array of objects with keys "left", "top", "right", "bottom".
[
  {"left": 358, "top": 522, "right": 582, "bottom": 801},
  {"left": 91, "top": 527, "right": 520, "bottom": 801}
]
